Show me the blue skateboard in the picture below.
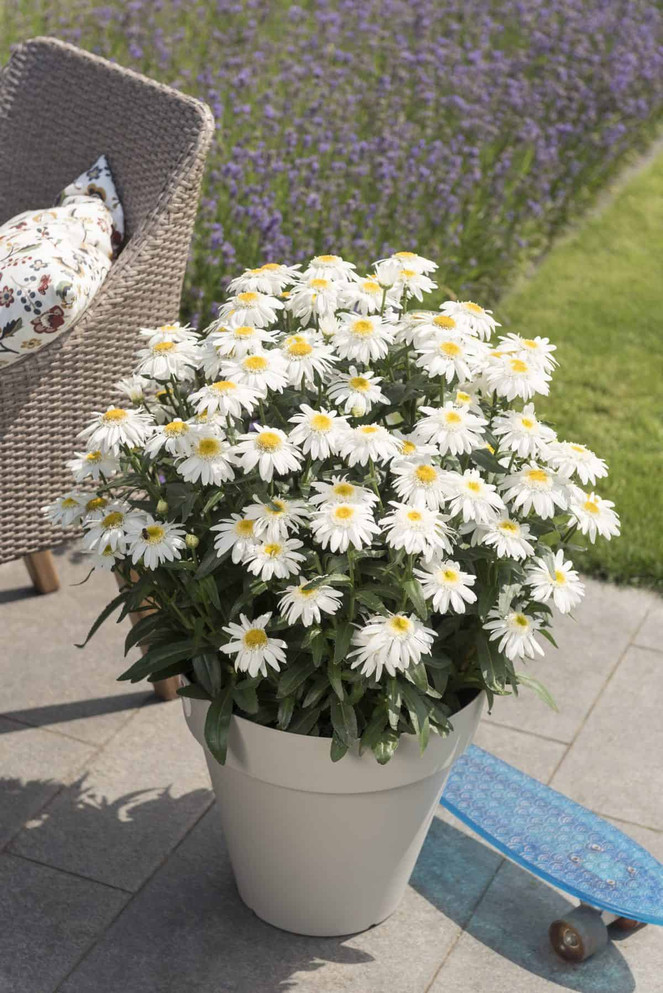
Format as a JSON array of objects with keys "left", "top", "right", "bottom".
[{"left": 440, "top": 745, "right": 663, "bottom": 962}]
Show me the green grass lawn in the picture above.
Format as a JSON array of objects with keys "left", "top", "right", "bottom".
[{"left": 499, "top": 150, "right": 663, "bottom": 588}]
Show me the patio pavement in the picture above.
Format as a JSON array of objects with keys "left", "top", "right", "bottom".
[{"left": 1, "top": 544, "right": 662, "bottom": 993}]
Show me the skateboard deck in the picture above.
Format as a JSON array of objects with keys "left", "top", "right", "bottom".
[{"left": 440, "top": 745, "right": 663, "bottom": 931}]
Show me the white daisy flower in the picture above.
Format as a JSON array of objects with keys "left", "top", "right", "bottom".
[
  {"left": 138, "top": 321, "right": 198, "bottom": 344},
  {"left": 309, "top": 476, "right": 378, "bottom": 507},
  {"left": 243, "top": 496, "right": 310, "bottom": 541},
  {"left": 414, "top": 404, "right": 487, "bottom": 456},
  {"left": 391, "top": 459, "right": 448, "bottom": 510},
  {"left": 288, "top": 404, "right": 347, "bottom": 459},
  {"left": 211, "top": 514, "right": 257, "bottom": 563},
  {"left": 497, "top": 333, "right": 557, "bottom": 374},
  {"left": 303, "top": 254, "right": 357, "bottom": 282},
  {"left": 501, "top": 462, "right": 569, "bottom": 519},
  {"left": 115, "top": 374, "right": 151, "bottom": 404},
  {"left": 135, "top": 336, "right": 199, "bottom": 382},
  {"left": 310, "top": 502, "right": 380, "bottom": 553},
  {"left": 439, "top": 300, "right": 500, "bottom": 340},
  {"left": 67, "top": 449, "right": 119, "bottom": 482},
  {"left": 124, "top": 515, "right": 187, "bottom": 569},
  {"left": 340, "top": 275, "right": 390, "bottom": 314},
  {"left": 144, "top": 418, "right": 192, "bottom": 458},
  {"left": 205, "top": 321, "right": 279, "bottom": 359},
  {"left": 391, "top": 432, "right": 440, "bottom": 463},
  {"left": 381, "top": 502, "right": 454, "bottom": 559},
  {"left": 216, "top": 290, "right": 284, "bottom": 328},
  {"left": 227, "top": 263, "right": 301, "bottom": 296},
  {"left": 415, "top": 331, "right": 485, "bottom": 383},
  {"left": 278, "top": 580, "right": 343, "bottom": 627},
  {"left": 188, "top": 379, "right": 261, "bottom": 419},
  {"left": 286, "top": 276, "right": 340, "bottom": 323},
  {"left": 243, "top": 537, "right": 306, "bottom": 581},
  {"left": 475, "top": 517, "right": 535, "bottom": 560},
  {"left": 544, "top": 441, "right": 608, "bottom": 486},
  {"left": 42, "top": 491, "right": 88, "bottom": 527},
  {"left": 394, "top": 267, "right": 437, "bottom": 301},
  {"left": 78, "top": 406, "right": 154, "bottom": 455},
  {"left": 348, "top": 613, "right": 435, "bottom": 680},
  {"left": 378, "top": 251, "right": 438, "bottom": 275},
  {"left": 526, "top": 550, "right": 585, "bottom": 614},
  {"left": 414, "top": 560, "right": 477, "bottom": 614},
  {"left": 82, "top": 501, "right": 141, "bottom": 553},
  {"left": 334, "top": 313, "right": 394, "bottom": 364},
  {"left": 484, "top": 609, "right": 545, "bottom": 662},
  {"left": 86, "top": 542, "right": 123, "bottom": 572},
  {"left": 223, "top": 350, "right": 289, "bottom": 395},
  {"left": 484, "top": 352, "right": 551, "bottom": 402},
  {"left": 444, "top": 469, "right": 506, "bottom": 524},
  {"left": 453, "top": 384, "right": 483, "bottom": 412},
  {"left": 569, "top": 489, "right": 620, "bottom": 542},
  {"left": 492, "top": 404, "right": 556, "bottom": 458},
  {"left": 397, "top": 311, "right": 459, "bottom": 348},
  {"left": 176, "top": 427, "right": 236, "bottom": 486},
  {"left": 280, "top": 332, "right": 337, "bottom": 387},
  {"left": 221, "top": 613, "right": 287, "bottom": 678},
  {"left": 337, "top": 423, "right": 400, "bottom": 467},
  {"left": 235, "top": 426, "right": 303, "bottom": 482},
  {"left": 327, "top": 366, "right": 390, "bottom": 417}
]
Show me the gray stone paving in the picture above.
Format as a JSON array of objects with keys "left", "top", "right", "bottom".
[{"left": 1, "top": 545, "right": 661, "bottom": 992}]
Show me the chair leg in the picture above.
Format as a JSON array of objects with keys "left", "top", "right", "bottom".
[
  {"left": 23, "top": 550, "right": 60, "bottom": 594},
  {"left": 114, "top": 570, "right": 180, "bottom": 702}
]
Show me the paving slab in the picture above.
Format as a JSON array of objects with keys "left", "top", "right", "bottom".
[
  {"left": 474, "top": 720, "right": 567, "bottom": 783},
  {"left": 551, "top": 645, "right": 663, "bottom": 830},
  {"left": 0, "top": 716, "right": 95, "bottom": 848},
  {"left": 0, "top": 852, "right": 128, "bottom": 993},
  {"left": 60, "top": 805, "right": 501, "bottom": 993},
  {"left": 633, "top": 599, "right": 663, "bottom": 654},
  {"left": 10, "top": 699, "right": 213, "bottom": 892},
  {"left": 0, "top": 545, "right": 151, "bottom": 745},
  {"left": 488, "top": 579, "right": 656, "bottom": 744}
]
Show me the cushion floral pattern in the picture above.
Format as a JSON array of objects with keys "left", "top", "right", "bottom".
[{"left": 0, "top": 155, "right": 123, "bottom": 371}]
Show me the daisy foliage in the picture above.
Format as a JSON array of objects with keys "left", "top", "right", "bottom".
[{"left": 46, "top": 252, "right": 619, "bottom": 766}]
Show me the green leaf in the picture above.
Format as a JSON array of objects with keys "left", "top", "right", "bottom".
[
  {"left": 470, "top": 448, "right": 502, "bottom": 474},
  {"left": 202, "top": 489, "right": 226, "bottom": 516},
  {"left": 233, "top": 681, "right": 260, "bottom": 714},
  {"left": 310, "top": 631, "right": 327, "bottom": 667},
  {"left": 276, "top": 657, "right": 317, "bottom": 699},
  {"left": 330, "top": 697, "right": 358, "bottom": 746},
  {"left": 386, "top": 678, "right": 401, "bottom": 730},
  {"left": 123, "top": 611, "right": 164, "bottom": 655},
  {"left": 516, "top": 672, "right": 558, "bottom": 711},
  {"left": 404, "top": 578, "right": 428, "bottom": 619},
  {"left": 118, "top": 640, "right": 195, "bottom": 683},
  {"left": 401, "top": 682, "right": 431, "bottom": 737},
  {"left": 289, "top": 706, "right": 322, "bottom": 735},
  {"left": 177, "top": 683, "right": 211, "bottom": 701},
  {"left": 333, "top": 621, "right": 353, "bottom": 664},
  {"left": 330, "top": 733, "right": 349, "bottom": 762},
  {"left": 327, "top": 658, "right": 344, "bottom": 700},
  {"left": 76, "top": 590, "right": 127, "bottom": 648},
  {"left": 194, "top": 544, "right": 222, "bottom": 580},
  {"left": 539, "top": 628, "right": 559, "bottom": 649},
  {"left": 277, "top": 696, "right": 295, "bottom": 730},
  {"left": 192, "top": 652, "right": 222, "bottom": 698},
  {"left": 355, "top": 589, "right": 389, "bottom": 615},
  {"left": 372, "top": 730, "right": 399, "bottom": 765},
  {"left": 360, "top": 707, "right": 387, "bottom": 751},
  {"left": 204, "top": 686, "right": 234, "bottom": 764},
  {"left": 408, "top": 661, "right": 429, "bottom": 693},
  {"left": 302, "top": 674, "right": 330, "bottom": 709}
]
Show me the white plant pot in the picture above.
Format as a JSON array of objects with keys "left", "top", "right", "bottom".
[{"left": 182, "top": 689, "right": 484, "bottom": 936}]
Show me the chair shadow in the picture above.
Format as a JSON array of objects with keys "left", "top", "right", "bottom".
[{"left": 411, "top": 817, "right": 637, "bottom": 993}]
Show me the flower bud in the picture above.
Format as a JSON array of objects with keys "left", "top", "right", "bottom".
[
  {"left": 156, "top": 499, "right": 169, "bottom": 515},
  {"left": 185, "top": 533, "right": 200, "bottom": 549}
]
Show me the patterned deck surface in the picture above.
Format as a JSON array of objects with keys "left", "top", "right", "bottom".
[{"left": 441, "top": 745, "right": 663, "bottom": 925}]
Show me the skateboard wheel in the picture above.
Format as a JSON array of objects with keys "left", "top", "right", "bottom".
[
  {"left": 549, "top": 906, "right": 608, "bottom": 963},
  {"left": 609, "top": 917, "right": 647, "bottom": 935}
]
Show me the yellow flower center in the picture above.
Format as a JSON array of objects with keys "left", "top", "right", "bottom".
[
  {"left": 510, "top": 358, "right": 529, "bottom": 373},
  {"left": 102, "top": 511, "right": 124, "bottom": 528},
  {"left": 333, "top": 482, "right": 355, "bottom": 498},
  {"left": 158, "top": 323, "right": 179, "bottom": 333},
  {"left": 442, "top": 568, "right": 458, "bottom": 582},
  {"left": 317, "top": 254, "right": 339, "bottom": 263},
  {"left": 196, "top": 438, "right": 221, "bottom": 457},
  {"left": 520, "top": 417, "right": 535, "bottom": 429},
  {"left": 311, "top": 414, "right": 333, "bottom": 431},
  {"left": 522, "top": 338, "right": 537, "bottom": 348},
  {"left": 212, "top": 380, "right": 237, "bottom": 394},
  {"left": 400, "top": 440, "right": 417, "bottom": 454},
  {"left": 263, "top": 542, "right": 282, "bottom": 557},
  {"left": 361, "top": 280, "right": 380, "bottom": 293},
  {"left": 498, "top": 520, "right": 519, "bottom": 534},
  {"left": 261, "top": 263, "right": 281, "bottom": 271},
  {"left": 445, "top": 410, "right": 462, "bottom": 425},
  {"left": 400, "top": 268, "right": 417, "bottom": 278},
  {"left": 407, "top": 510, "right": 423, "bottom": 522},
  {"left": 584, "top": 499, "right": 600, "bottom": 514},
  {"left": 456, "top": 390, "right": 471, "bottom": 404},
  {"left": 414, "top": 464, "right": 437, "bottom": 484},
  {"left": 85, "top": 451, "right": 102, "bottom": 463},
  {"left": 359, "top": 425, "right": 379, "bottom": 435},
  {"left": 466, "top": 480, "right": 482, "bottom": 493},
  {"left": 394, "top": 251, "right": 416, "bottom": 259},
  {"left": 351, "top": 319, "right": 374, "bottom": 337},
  {"left": 463, "top": 302, "right": 484, "bottom": 315},
  {"left": 153, "top": 341, "right": 176, "bottom": 353},
  {"left": 389, "top": 615, "right": 412, "bottom": 635},
  {"left": 309, "top": 278, "right": 330, "bottom": 290},
  {"left": 236, "top": 519, "right": 254, "bottom": 537},
  {"left": 86, "top": 496, "right": 107, "bottom": 511},
  {"left": 234, "top": 325, "right": 255, "bottom": 338},
  {"left": 298, "top": 586, "right": 316, "bottom": 598},
  {"left": 244, "top": 628, "right": 268, "bottom": 649},
  {"left": 144, "top": 525, "right": 165, "bottom": 544},
  {"left": 265, "top": 499, "right": 286, "bottom": 516},
  {"left": 433, "top": 315, "right": 456, "bottom": 329},
  {"left": 348, "top": 375, "right": 370, "bottom": 391},
  {"left": 333, "top": 505, "right": 355, "bottom": 521},
  {"left": 554, "top": 569, "right": 566, "bottom": 584},
  {"left": 571, "top": 444, "right": 586, "bottom": 453},
  {"left": 61, "top": 497, "right": 79, "bottom": 508},
  {"left": 256, "top": 430, "right": 282, "bottom": 452},
  {"left": 237, "top": 292, "right": 259, "bottom": 304},
  {"left": 440, "top": 341, "right": 462, "bottom": 357},
  {"left": 514, "top": 613, "right": 529, "bottom": 628},
  {"left": 164, "top": 421, "right": 188, "bottom": 436},
  {"left": 288, "top": 340, "right": 313, "bottom": 357},
  {"left": 243, "top": 355, "right": 269, "bottom": 372},
  {"left": 526, "top": 469, "right": 549, "bottom": 484},
  {"left": 102, "top": 408, "right": 128, "bottom": 423}
]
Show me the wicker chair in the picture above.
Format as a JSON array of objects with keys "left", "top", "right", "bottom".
[{"left": 0, "top": 37, "right": 214, "bottom": 595}]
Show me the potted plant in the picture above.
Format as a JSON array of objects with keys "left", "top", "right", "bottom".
[{"left": 46, "top": 251, "right": 619, "bottom": 936}]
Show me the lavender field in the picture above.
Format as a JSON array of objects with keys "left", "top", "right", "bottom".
[{"left": 3, "top": 0, "right": 663, "bottom": 322}]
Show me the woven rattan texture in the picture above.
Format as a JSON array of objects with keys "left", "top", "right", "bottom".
[{"left": 0, "top": 37, "right": 214, "bottom": 563}]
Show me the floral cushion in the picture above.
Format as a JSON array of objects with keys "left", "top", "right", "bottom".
[{"left": 0, "top": 156, "right": 123, "bottom": 371}]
